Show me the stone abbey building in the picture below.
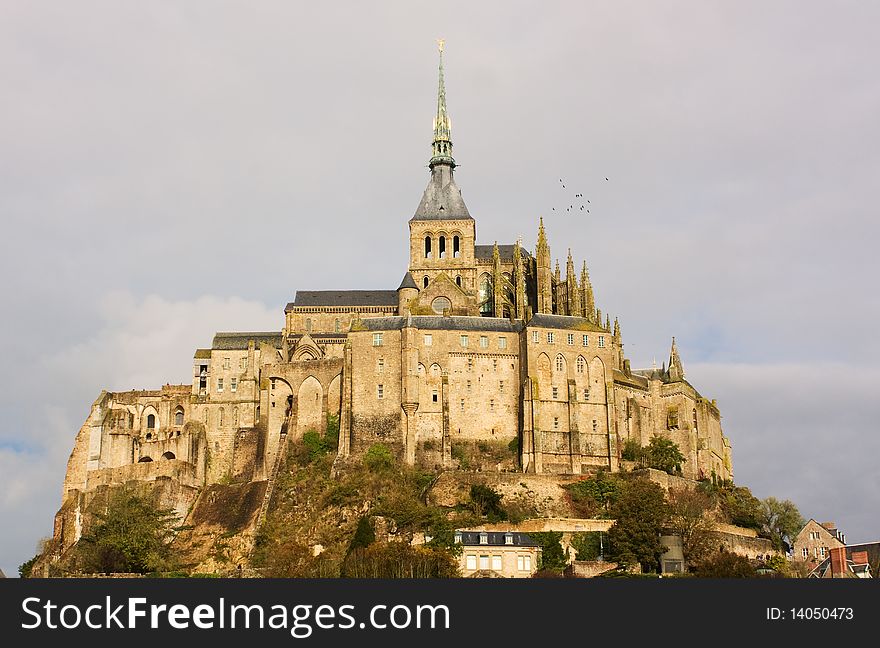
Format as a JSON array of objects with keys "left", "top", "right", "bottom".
[{"left": 59, "top": 48, "right": 733, "bottom": 531}]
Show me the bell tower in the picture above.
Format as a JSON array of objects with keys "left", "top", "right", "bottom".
[{"left": 408, "top": 41, "right": 477, "bottom": 302}]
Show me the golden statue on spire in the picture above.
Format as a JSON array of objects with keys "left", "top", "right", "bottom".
[{"left": 437, "top": 38, "right": 445, "bottom": 53}]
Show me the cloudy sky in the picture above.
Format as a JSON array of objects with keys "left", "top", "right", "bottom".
[{"left": 2, "top": 1, "right": 879, "bottom": 575}]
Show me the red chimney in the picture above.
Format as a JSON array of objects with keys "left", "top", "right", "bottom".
[
  {"left": 851, "top": 551, "right": 868, "bottom": 566},
  {"left": 829, "top": 546, "right": 847, "bottom": 577}
]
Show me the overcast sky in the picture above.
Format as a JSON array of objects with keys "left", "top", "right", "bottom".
[{"left": 2, "top": 1, "right": 879, "bottom": 576}]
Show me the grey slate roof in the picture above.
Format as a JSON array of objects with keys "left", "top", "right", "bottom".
[
  {"left": 411, "top": 165, "right": 472, "bottom": 221},
  {"left": 287, "top": 290, "right": 399, "bottom": 309},
  {"left": 355, "top": 315, "right": 523, "bottom": 333},
  {"left": 528, "top": 313, "right": 606, "bottom": 332},
  {"left": 397, "top": 272, "right": 418, "bottom": 291},
  {"left": 457, "top": 531, "right": 541, "bottom": 548},
  {"left": 474, "top": 244, "right": 532, "bottom": 262},
  {"left": 212, "top": 332, "right": 282, "bottom": 350}
]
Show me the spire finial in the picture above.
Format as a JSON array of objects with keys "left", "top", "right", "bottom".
[{"left": 429, "top": 40, "right": 454, "bottom": 169}]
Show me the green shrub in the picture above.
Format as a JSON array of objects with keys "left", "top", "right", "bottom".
[
  {"left": 469, "top": 484, "right": 506, "bottom": 521},
  {"left": 363, "top": 443, "right": 395, "bottom": 472},
  {"left": 530, "top": 531, "right": 567, "bottom": 571},
  {"left": 570, "top": 532, "right": 604, "bottom": 561}
]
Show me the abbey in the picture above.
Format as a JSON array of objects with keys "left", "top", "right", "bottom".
[{"left": 58, "top": 48, "right": 732, "bottom": 533}]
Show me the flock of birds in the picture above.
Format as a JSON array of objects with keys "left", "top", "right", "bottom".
[{"left": 551, "top": 176, "right": 608, "bottom": 214}]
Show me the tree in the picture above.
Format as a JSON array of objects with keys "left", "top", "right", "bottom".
[
  {"left": 569, "top": 532, "right": 603, "bottom": 561},
  {"left": 644, "top": 436, "right": 686, "bottom": 475},
  {"left": 347, "top": 516, "right": 376, "bottom": 554},
  {"left": 666, "top": 488, "right": 715, "bottom": 569},
  {"left": 342, "top": 542, "right": 459, "bottom": 578},
  {"left": 694, "top": 551, "right": 755, "bottom": 578},
  {"left": 469, "top": 484, "right": 506, "bottom": 521},
  {"left": 530, "top": 531, "right": 567, "bottom": 571},
  {"left": 77, "top": 487, "right": 179, "bottom": 574},
  {"left": 565, "top": 471, "right": 621, "bottom": 517},
  {"left": 760, "top": 497, "right": 805, "bottom": 552},
  {"left": 606, "top": 477, "right": 669, "bottom": 572},
  {"left": 622, "top": 436, "right": 686, "bottom": 475}
]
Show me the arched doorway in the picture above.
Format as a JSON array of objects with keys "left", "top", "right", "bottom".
[{"left": 296, "top": 376, "right": 324, "bottom": 440}]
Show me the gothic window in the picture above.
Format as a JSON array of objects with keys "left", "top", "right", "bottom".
[
  {"left": 453, "top": 235, "right": 460, "bottom": 258},
  {"left": 174, "top": 408, "right": 184, "bottom": 426},
  {"left": 479, "top": 274, "right": 492, "bottom": 315},
  {"left": 439, "top": 236, "right": 446, "bottom": 259},
  {"left": 576, "top": 356, "right": 585, "bottom": 374},
  {"left": 423, "top": 276, "right": 429, "bottom": 288},
  {"left": 424, "top": 236, "right": 432, "bottom": 258},
  {"left": 456, "top": 275, "right": 462, "bottom": 287},
  {"left": 147, "top": 414, "right": 156, "bottom": 429},
  {"left": 305, "top": 318, "right": 312, "bottom": 332},
  {"left": 555, "top": 355, "right": 565, "bottom": 372},
  {"left": 335, "top": 319, "right": 341, "bottom": 333}
]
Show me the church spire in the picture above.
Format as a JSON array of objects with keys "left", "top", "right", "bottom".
[
  {"left": 668, "top": 337, "right": 684, "bottom": 381},
  {"left": 429, "top": 39, "right": 454, "bottom": 169}
]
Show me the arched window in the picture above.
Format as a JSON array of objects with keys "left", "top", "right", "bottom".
[
  {"left": 334, "top": 318, "right": 340, "bottom": 333},
  {"left": 423, "top": 275, "right": 429, "bottom": 288},
  {"left": 439, "top": 236, "right": 446, "bottom": 259},
  {"left": 161, "top": 451, "right": 176, "bottom": 460},
  {"left": 138, "top": 456, "right": 153, "bottom": 463},
  {"left": 424, "top": 236, "right": 432, "bottom": 258},
  {"left": 576, "top": 356, "right": 585, "bottom": 374},
  {"left": 305, "top": 318, "right": 312, "bottom": 332},
  {"left": 479, "top": 274, "right": 493, "bottom": 315},
  {"left": 174, "top": 407, "right": 184, "bottom": 426},
  {"left": 453, "top": 235, "right": 460, "bottom": 258},
  {"left": 146, "top": 413, "right": 156, "bottom": 429},
  {"left": 693, "top": 408, "right": 698, "bottom": 432},
  {"left": 456, "top": 275, "right": 462, "bottom": 287},
  {"left": 555, "top": 355, "right": 565, "bottom": 372}
]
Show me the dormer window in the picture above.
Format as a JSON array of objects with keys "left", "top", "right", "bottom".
[
  {"left": 504, "top": 533, "right": 514, "bottom": 545},
  {"left": 479, "top": 532, "right": 488, "bottom": 545},
  {"left": 454, "top": 531, "right": 462, "bottom": 544}
]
